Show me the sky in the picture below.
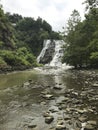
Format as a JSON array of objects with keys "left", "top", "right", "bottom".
[{"left": 1, "top": 0, "right": 85, "bottom": 31}]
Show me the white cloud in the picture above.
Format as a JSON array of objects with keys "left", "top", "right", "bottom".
[{"left": 1, "top": 0, "right": 85, "bottom": 31}]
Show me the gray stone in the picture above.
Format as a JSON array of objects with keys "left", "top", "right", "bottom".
[
  {"left": 42, "top": 94, "right": 53, "bottom": 100},
  {"left": 84, "top": 124, "right": 95, "bottom": 130},
  {"left": 76, "top": 109, "right": 87, "bottom": 114},
  {"left": 63, "top": 115, "right": 71, "bottom": 121},
  {"left": 79, "top": 116, "right": 87, "bottom": 122},
  {"left": 54, "top": 86, "right": 63, "bottom": 90},
  {"left": 87, "top": 120, "right": 97, "bottom": 125},
  {"left": 45, "top": 116, "right": 54, "bottom": 124},
  {"left": 56, "top": 124, "right": 66, "bottom": 130},
  {"left": 92, "top": 83, "right": 98, "bottom": 87},
  {"left": 43, "top": 112, "right": 50, "bottom": 117},
  {"left": 24, "top": 82, "right": 30, "bottom": 86},
  {"left": 28, "top": 123, "right": 37, "bottom": 128},
  {"left": 40, "top": 101, "right": 46, "bottom": 105}
]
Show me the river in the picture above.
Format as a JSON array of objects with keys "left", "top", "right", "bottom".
[{"left": 0, "top": 67, "right": 98, "bottom": 130}]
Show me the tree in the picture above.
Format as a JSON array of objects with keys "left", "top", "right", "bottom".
[
  {"left": 83, "top": 0, "right": 98, "bottom": 10},
  {"left": 6, "top": 13, "right": 22, "bottom": 24},
  {"left": 63, "top": 0, "right": 98, "bottom": 68},
  {"left": 65, "top": 10, "right": 81, "bottom": 34},
  {"left": 0, "top": 5, "right": 15, "bottom": 49},
  {"left": 63, "top": 10, "right": 83, "bottom": 68}
]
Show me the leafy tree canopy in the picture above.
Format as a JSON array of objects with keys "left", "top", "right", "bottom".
[{"left": 63, "top": 0, "right": 98, "bottom": 68}]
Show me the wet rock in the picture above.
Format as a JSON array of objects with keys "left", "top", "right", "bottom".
[
  {"left": 49, "top": 106, "right": 59, "bottom": 113},
  {"left": 76, "top": 109, "right": 87, "bottom": 114},
  {"left": 72, "top": 91, "right": 79, "bottom": 96},
  {"left": 66, "top": 107, "right": 75, "bottom": 112},
  {"left": 45, "top": 116, "right": 54, "bottom": 124},
  {"left": 92, "top": 83, "right": 98, "bottom": 88},
  {"left": 43, "top": 111, "right": 54, "bottom": 124},
  {"left": 72, "top": 99, "right": 82, "bottom": 104},
  {"left": 24, "top": 82, "right": 30, "bottom": 86},
  {"left": 43, "top": 111, "right": 50, "bottom": 117},
  {"left": 42, "top": 94, "right": 54, "bottom": 100},
  {"left": 56, "top": 121, "right": 66, "bottom": 130},
  {"left": 40, "top": 101, "right": 46, "bottom": 105},
  {"left": 28, "top": 79, "right": 32, "bottom": 82},
  {"left": 41, "top": 89, "right": 50, "bottom": 94},
  {"left": 28, "top": 123, "right": 37, "bottom": 128},
  {"left": 63, "top": 116, "right": 71, "bottom": 121},
  {"left": 87, "top": 120, "right": 97, "bottom": 125},
  {"left": 84, "top": 124, "right": 95, "bottom": 130},
  {"left": 63, "top": 97, "right": 69, "bottom": 102},
  {"left": 74, "top": 120, "right": 82, "bottom": 128},
  {"left": 54, "top": 86, "right": 63, "bottom": 90},
  {"left": 23, "top": 82, "right": 30, "bottom": 89},
  {"left": 78, "top": 116, "right": 87, "bottom": 122}
]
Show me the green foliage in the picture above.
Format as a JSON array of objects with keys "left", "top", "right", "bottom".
[
  {"left": 0, "top": 6, "right": 15, "bottom": 49},
  {"left": 63, "top": 3, "right": 98, "bottom": 68},
  {"left": 90, "top": 52, "right": 98, "bottom": 67},
  {"left": 0, "top": 56, "right": 7, "bottom": 67},
  {"left": 0, "top": 48, "right": 37, "bottom": 67},
  {"left": 6, "top": 13, "right": 22, "bottom": 23},
  {"left": 84, "top": 0, "right": 98, "bottom": 10}
]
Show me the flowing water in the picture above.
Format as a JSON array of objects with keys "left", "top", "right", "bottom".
[
  {"left": 49, "top": 40, "right": 65, "bottom": 67},
  {"left": 0, "top": 68, "right": 98, "bottom": 130}
]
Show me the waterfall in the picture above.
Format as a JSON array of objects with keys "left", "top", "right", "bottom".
[
  {"left": 37, "top": 40, "right": 65, "bottom": 67},
  {"left": 37, "top": 40, "right": 55, "bottom": 64},
  {"left": 50, "top": 40, "right": 65, "bottom": 67}
]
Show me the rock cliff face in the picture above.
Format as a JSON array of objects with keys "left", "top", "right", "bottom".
[
  {"left": 37, "top": 40, "right": 65, "bottom": 66},
  {"left": 37, "top": 40, "right": 55, "bottom": 64}
]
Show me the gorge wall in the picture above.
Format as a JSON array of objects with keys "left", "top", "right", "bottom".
[{"left": 37, "top": 40, "right": 65, "bottom": 67}]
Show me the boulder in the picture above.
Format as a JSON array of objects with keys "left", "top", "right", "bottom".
[
  {"left": 45, "top": 116, "right": 54, "bottom": 124},
  {"left": 42, "top": 94, "right": 53, "bottom": 100},
  {"left": 28, "top": 123, "right": 37, "bottom": 128},
  {"left": 84, "top": 124, "right": 95, "bottom": 130},
  {"left": 56, "top": 124, "right": 66, "bottom": 130},
  {"left": 92, "top": 83, "right": 98, "bottom": 88}
]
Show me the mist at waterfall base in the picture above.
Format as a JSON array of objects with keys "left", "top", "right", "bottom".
[{"left": 37, "top": 40, "right": 71, "bottom": 69}]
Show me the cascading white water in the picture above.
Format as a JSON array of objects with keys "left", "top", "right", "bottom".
[
  {"left": 50, "top": 40, "right": 65, "bottom": 67},
  {"left": 37, "top": 40, "right": 53, "bottom": 63},
  {"left": 37, "top": 40, "right": 66, "bottom": 67}
]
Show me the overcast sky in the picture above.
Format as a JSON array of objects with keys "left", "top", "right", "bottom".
[{"left": 1, "top": 0, "right": 85, "bottom": 31}]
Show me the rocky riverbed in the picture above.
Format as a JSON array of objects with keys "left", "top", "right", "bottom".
[{"left": 0, "top": 68, "right": 98, "bottom": 130}]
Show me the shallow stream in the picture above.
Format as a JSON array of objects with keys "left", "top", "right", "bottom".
[{"left": 0, "top": 67, "right": 98, "bottom": 130}]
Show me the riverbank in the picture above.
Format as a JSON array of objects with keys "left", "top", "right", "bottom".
[{"left": 0, "top": 65, "right": 34, "bottom": 74}]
